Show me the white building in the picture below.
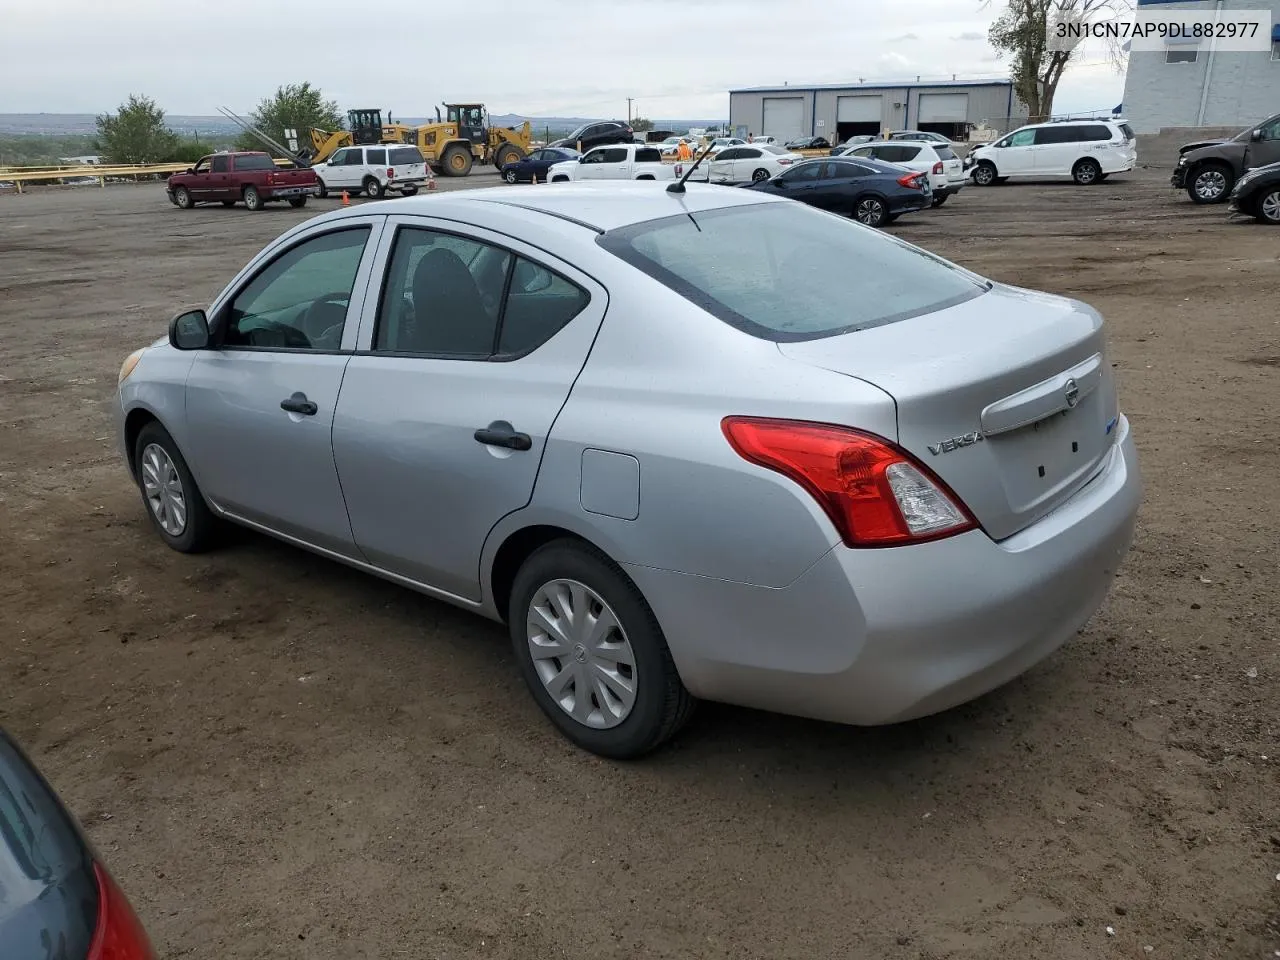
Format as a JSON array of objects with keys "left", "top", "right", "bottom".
[{"left": 1121, "top": 0, "right": 1280, "bottom": 132}]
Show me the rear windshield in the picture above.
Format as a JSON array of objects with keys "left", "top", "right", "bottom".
[
  {"left": 935, "top": 145, "right": 957, "bottom": 160},
  {"left": 598, "top": 202, "right": 987, "bottom": 341},
  {"left": 389, "top": 147, "right": 424, "bottom": 165},
  {"left": 1119, "top": 123, "right": 1135, "bottom": 140},
  {"left": 235, "top": 154, "right": 275, "bottom": 170}
]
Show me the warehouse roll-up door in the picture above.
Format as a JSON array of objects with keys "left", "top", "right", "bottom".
[
  {"left": 917, "top": 93, "right": 969, "bottom": 122},
  {"left": 762, "top": 97, "right": 805, "bottom": 141},
  {"left": 836, "top": 95, "right": 882, "bottom": 140}
]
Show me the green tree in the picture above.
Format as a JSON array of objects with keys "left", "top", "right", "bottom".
[
  {"left": 95, "top": 95, "right": 179, "bottom": 163},
  {"left": 988, "top": 0, "right": 1129, "bottom": 123},
  {"left": 167, "top": 138, "right": 221, "bottom": 164},
  {"left": 630, "top": 117, "right": 655, "bottom": 133},
  {"left": 237, "top": 82, "right": 344, "bottom": 154}
]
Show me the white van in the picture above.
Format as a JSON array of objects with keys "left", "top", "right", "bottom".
[{"left": 965, "top": 119, "right": 1137, "bottom": 186}]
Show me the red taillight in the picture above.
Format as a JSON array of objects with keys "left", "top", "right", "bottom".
[
  {"left": 88, "top": 863, "right": 156, "bottom": 960},
  {"left": 387, "top": 168, "right": 395, "bottom": 179},
  {"left": 932, "top": 161, "right": 943, "bottom": 175},
  {"left": 777, "top": 158, "right": 793, "bottom": 165},
  {"left": 896, "top": 172, "right": 924, "bottom": 189},
  {"left": 721, "top": 417, "right": 976, "bottom": 547}
]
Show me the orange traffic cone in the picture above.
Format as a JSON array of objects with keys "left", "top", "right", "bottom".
[
  {"left": 427, "top": 173, "right": 437, "bottom": 191},
  {"left": 341, "top": 190, "right": 350, "bottom": 206}
]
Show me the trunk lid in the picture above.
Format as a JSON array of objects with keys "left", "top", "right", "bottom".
[{"left": 778, "top": 284, "right": 1119, "bottom": 541}]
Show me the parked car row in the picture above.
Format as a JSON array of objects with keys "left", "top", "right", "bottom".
[
  {"left": 964, "top": 118, "right": 1137, "bottom": 186},
  {"left": 1171, "top": 111, "right": 1280, "bottom": 222}
]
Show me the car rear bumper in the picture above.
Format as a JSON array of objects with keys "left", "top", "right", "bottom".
[
  {"left": 627, "top": 415, "right": 1140, "bottom": 727},
  {"left": 261, "top": 184, "right": 317, "bottom": 199}
]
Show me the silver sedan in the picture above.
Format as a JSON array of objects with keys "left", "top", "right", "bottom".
[{"left": 116, "top": 182, "right": 1141, "bottom": 758}]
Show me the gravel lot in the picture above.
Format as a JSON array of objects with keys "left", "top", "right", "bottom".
[{"left": 1, "top": 168, "right": 1277, "bottom": 960}]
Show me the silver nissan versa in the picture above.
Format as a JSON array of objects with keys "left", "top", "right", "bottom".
[{"left": 117, "top": 182, "right": 1141, "bottom": 757}]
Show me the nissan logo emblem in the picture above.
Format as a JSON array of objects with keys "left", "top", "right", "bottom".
[{"left": 1064, "top": 378, "right": 1080, "bottom": 409}]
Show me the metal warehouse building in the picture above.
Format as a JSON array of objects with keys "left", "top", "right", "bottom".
[
  {"left": 729, "top": 79, "right": 1027, "bottom": 143},
  {"left": 1120, "top": 0, "right": 1280, "bottom": 133}
]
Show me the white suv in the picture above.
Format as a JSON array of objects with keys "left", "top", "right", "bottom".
[
  {"left": 312, "top": 144, "right": 429, "bottom": 199},
  {"left": 844, "top": 140, "right": 967, "bottom": 206},
  {"left": 965, "top": 119, "right": 1136, "bottom": 186}
]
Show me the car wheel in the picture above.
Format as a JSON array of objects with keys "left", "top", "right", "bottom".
[
  {"left": 242, "top": 185, "right": 264, "bottom": 211},
  {"left": 552, "top": 175, "right": 569, "bottom": 183},
  {"left": 1188, "top": 164, "right": 1233, "bottom": 204},
  {"left": 363, "top": 177, "right": 384, "bottom": 199},
  {"left": 752, "top": 168, "right": 770, "bottom": 183},
  {"left": 173, "top": 187, "right": 193, "bottom": 209},
  {"left": 854, "top": 196, "right": 888, "bottom": 227},
  {"left": 931, "top": 194, "right": 949, "bottom": 207},
  {"left": 1256, "top": 188, "right": 1280, "bottom": 224},
  {"left": 400, "top": 185, "right": 418, "bottom": 196},
  {"left": 509, "top": 539, "right": 695, "bottom": 759},
  {"left": 315, "top": 178, "right": 328, "bottom": 199},
  {"left": 503, "top": 168, "right": 519, "bottom": 184},
  {"left": 972, "top": 161, "right": 997, "bottom": 186},
  {"left": 1073, "top": 158, "right": 1102, "bottom": 185},
  {"left": 133, "top": 422, "right": 218, "bottom": 553}
]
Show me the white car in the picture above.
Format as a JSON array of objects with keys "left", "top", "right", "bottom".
[
  {"left": 547, "top": 144, "right": 680, "bottom": 182},
  {"left": 691, "top": 144, "right": 804, "bottom": 184},
  {"left": 707, "top": 137, "right": 748, "bottom": 155},
  {"left": 748, "top": 136, "right": 777, "bottom": 146},
  {"left": 965, "top": 119, "right": 1137, "bottom": 186},
  {"left": 845, "top": 140, "right": 967, "bottom": 206},
  {"left": 312, "top": 144, "right": 429, "bottom": 199},
  {"left": 659, "top": 136, "right": 698, "bottom": 157}
]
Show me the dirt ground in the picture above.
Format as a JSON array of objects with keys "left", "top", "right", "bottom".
[{"left": 1, "top": 167, "right": 1277, "bottom": 960}]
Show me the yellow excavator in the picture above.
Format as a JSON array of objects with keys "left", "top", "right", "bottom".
[{"left": 222, "top": 104, "right": 531, "bottom": 177}]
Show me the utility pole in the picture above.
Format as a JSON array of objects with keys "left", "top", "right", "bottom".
[{"left": 627, "top": 98, "right": 634, "bottom": 122}]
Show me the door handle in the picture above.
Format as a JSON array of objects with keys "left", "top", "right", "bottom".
[
  {"left": 280, "top": 392, "right": 318, "bottom": 416},
  {"left": 474, "top": 422, "right": 532, "bottom": 451}
]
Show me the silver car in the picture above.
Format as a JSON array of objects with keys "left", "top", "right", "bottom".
[{"left": 117, "top": 183, "right": 1141, "bottom": 758}]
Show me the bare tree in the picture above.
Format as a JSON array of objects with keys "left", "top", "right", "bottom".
[{"left": 988, "top": 0, "right": 1132, "bottom": 123}]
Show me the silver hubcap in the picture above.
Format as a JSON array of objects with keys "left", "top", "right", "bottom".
[
  {"left": 1263, "top": 191, "right": 1280, "bottom": 222},
  {"left": 505, "top": 171, "right": 516, "bottom": 182},
  {"left": 526, "top": 579, "right": 636, "bottom": 729},
  {"left": 857, "top": 200, "right": 883, "bottom": 224},
  {"left": 1196, "top": 170, "right": 1226, "bottom": 199},
  {"left": 140, "top": 443, "right": 186, "bottom": 537},
  {"left": 975, "top": 166, "right": 993, "bottom": 185},
  {"left": 1077, "top": 163, "right": 1097, "bottom": 183}
]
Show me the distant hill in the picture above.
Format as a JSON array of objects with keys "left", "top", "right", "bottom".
[{"left": 0, "top": 112, "right": 722, "bottom": 137}]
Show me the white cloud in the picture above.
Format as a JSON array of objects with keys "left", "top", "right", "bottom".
[{"left": 0, "top": 0, "right": 1122, "bottom": 121}]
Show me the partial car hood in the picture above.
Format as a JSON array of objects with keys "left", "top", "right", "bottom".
[{"left": 1178, "top": 138, "right": 1230, "bottom": 155}]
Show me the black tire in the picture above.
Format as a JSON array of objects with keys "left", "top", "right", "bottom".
[
  {"left": 552, "top": 175, "right": 569, "bottom": 183},
  {"left": 441, "top": 144, "right": 474, "bottom": 177},
  {"left": 509, "top": 539, "right": 695, "bottom": 759},
  {"left": 931, "top": 194, "right": 949, "bottom": 207},
  {"left": 1073, "top": 157, "right": 1102, "bottom": 185},
  {"left": 853, "top": 195, "right": 889, "bottom": 227},
  {"left": 972, "top": 161, "right": 998, "bottom": 186},
  {"left": 288, "top": 196, "right": 308, "bottom": 208},
  {"left": 173, "top": 186, "right": 193, "bottom": 209},
  {"left": 503, "top": 168, "right": 519, "bottom": 184},
  {"left": 133, "top": 422, "right": 218, "bottom": 554},
  {"left": 1255, "top": 188, "right": 1280, "bottom": 224},
  {"left": 493, "top": 144, "right": 524, "bottom": 169},
  {"left": 315, "top": 178, "right": 328, "bottom": 199},
  {"left": 242, "top": 185, "right": 264, "bottom": 211},
  {"left": 400, "top": 185, "right": 418, "bottom": 196},
  {"left": 220, "top": 200, "right": 235, "bottom": 208},
  {"left": 751, "top": 168, "right": 770, "bottom": 183},
  {"left": 636, "top": 174, "right": 655, "bottom": 181},
  {"left": 363, "top": 177, "right": 384, "bottom": 199},
  {"left": 1187, "top": 163, "right": 1233, "bottom": 204}
]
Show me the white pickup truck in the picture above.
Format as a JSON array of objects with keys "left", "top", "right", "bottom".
[{"left": 546, "top": 144, "right": 683, "bottom": 182}]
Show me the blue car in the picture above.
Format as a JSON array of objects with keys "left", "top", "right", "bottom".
[
  {"left": 501, "top": 147, "right": 582, "bottom": 184},
  {"left": 742, "top": 156, "right": 932, "bottom": 227}
]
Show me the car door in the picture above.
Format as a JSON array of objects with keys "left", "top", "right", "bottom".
[
  {"left": 706, "top": 147, "right": 740, "bottom": 182},
  {"left": 1031, "top": 125, "right": 1075, "bottom": 174},
  {"left": 208, "top": 154, "right": 233, "bottom": 200},
  {"left": 1245, "top": 115, "right": 1280, "bottom": 168},
  {"left": 995, "top": 128, "right": 1037, "bottom": 175},
  {"left": 186, "top": 157, "right": 215, "bottom": 200},
  {"left": 323, "top": 149, "right": 349, "bottom": 188},
  {"left": 770, "top": 161, "right": 827, "bottom": 206},
  {"left": 182, "top": 217, "right": 385, "bottom": 556},
  {"left": 731, "top": 147, "right": 766, "bottom": 181},
  {"left": 331, "top": 218, "right": 609, "bottom": 601}
]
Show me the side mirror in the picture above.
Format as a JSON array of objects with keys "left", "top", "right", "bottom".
[
  {"left": 169, "top": 309, "right": 210, "bottom": 350},
  {"left": 1251, "top": 129, "right": 1263, "bottom": 142}
]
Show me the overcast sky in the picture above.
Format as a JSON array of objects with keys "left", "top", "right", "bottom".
[{"left": 0, "top": 0, "right": 1125, "bottom": 119}]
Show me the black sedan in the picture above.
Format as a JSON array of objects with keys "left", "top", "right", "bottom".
[
  {"left": 500, "top": 147, "right": 582, "bottom": 184},
  {"left": 784, "top": 136, "right": 831, "bottom": 150},
  {"left": 1227, "top": 160, "right": 1280, "bottom": 224},
  {"left": 0, "top": 727, "right": 156, "bottom": 959},
  {"left": 742, "top": 156, "right": 932, "bottom": 227}
]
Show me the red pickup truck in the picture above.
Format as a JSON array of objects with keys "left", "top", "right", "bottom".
[{"left": 166, "top": 152, "right": 317, "bottom": 211}]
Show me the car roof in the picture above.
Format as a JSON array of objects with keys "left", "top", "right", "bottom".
[
  {"left": 323, "top": 181, "right": 784, "bottom": 233},
  {"left": 877, "top": 140, "right": 940, "bottom": 149}
]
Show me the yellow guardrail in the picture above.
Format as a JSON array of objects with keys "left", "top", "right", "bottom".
[{"left": 0, "top": 158, "right": 297, "bottom": 193}]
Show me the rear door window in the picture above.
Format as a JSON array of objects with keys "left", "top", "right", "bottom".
[
  {"left": 366, "top": 148, "right": 387, "bottom": 165},
  {"left": 600, "top": 147, "right": 629, "bottom": 163},
  {"left": 234, "top": 154, "right": 275, "bottom": 171},
  {"left": 1078, "top": 124, "right": 1113, "bottom": 141},
  {"left": 211, "top": 155, "right": 229, "bottom": 173},
  {"left": 1033, "top": 126, "right": 1075, "bottom": 145}
]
